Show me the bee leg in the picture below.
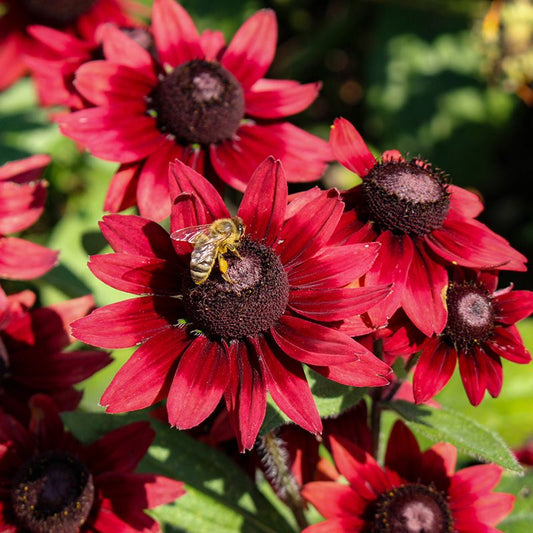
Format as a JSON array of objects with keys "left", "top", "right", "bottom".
[
  {"left": 218, "top": 254, "right": 234, "bottom": 283},
  {"left": 227, "top": 244, "right": 242, "bottom": 259}
]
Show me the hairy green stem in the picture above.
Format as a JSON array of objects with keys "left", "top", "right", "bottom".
[{"left": 259, "top": 431, "right": 308, "bottom": 531}]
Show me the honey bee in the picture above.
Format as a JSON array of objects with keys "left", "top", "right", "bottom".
[{"left": 171, "top": 216, "right": 245, "bottom": 284}]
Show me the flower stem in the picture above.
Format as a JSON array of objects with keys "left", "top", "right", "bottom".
[{"left": 259, "top": 431, "right": 308, "bottom": 531}]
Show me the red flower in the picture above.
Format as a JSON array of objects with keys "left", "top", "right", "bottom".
[
  {"left": 330, "top": 118, "right": 527, "bottom": 336},
  {"left": 413, "top": 268, "right": 533, "bottom": 406},
  {"left": 25, "top": 24, "right": 154, "bottom": 110},
  {"left": 0, "top": 394, "right": 185, "bottom": 532},
  {"left": 71, "top": 157, "right": 392, "bottom": 450},
  {"left": 0, "top": 0, "right": 139, "bottom": 91},
  {"left": 59, "top": 0, "right": 331, "bottom": 221},
  {"left": 0, "top": 290, "right": 111, "bottom": 421},
  {"left": 0, "top": 155, "right": 58, "bottom": 285},
  {"left": 302, "top": 420, "right": 514, "bottom": 532}
]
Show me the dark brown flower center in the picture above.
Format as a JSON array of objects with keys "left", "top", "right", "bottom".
[
  {"left": 148, "top": 59, "right": 245, "bottom": 145},
  {"left": 371, "top": 483, "right": 453, "bottom": 533},
  {"left": 444, "top": 282, "right": 494, "bottom": 352},
  {"left": 11, "top": 451, "right": 94, "bottom": 533},
  {"left": 20, "top": 0, "right": 97, "bottom": 27},
  {"left": 183, "top": 239, "right": 289, "bottom": 340},
  {"left": 362, "top": 160, "right": 450, "bottom": 236}
]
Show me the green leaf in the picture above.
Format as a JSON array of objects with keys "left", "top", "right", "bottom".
[
  {"left": 498, "top": 470, "right": 533, "bottom": 533},
  {"left": 387, "top": 400, "right": 522, "bottom": 473},
  {"left": 260, "top": 368, "right": 367, "bottom": 436},
  {"left": 63, "top": 411, "right": 296, "bottom": 533}
]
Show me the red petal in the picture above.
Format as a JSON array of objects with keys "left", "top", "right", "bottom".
[
  {"left": 487, "top": 325, "right": 532, "bottom": 363},
  {"left": 74, "top": 61, "right": 155, "bottom": 106},
  {"left": 259, "top": 335, "right": 322, "bottom": 433},
  {"left": 427, "top": 218, "right": 527, "bottom": 272},
  {"left": 494, "top": 290, "right": 533, "bottom": 324},
  {"left": 447, "top": 184, "right": 484, "bottom": 219},
  {"left": 0, "top": 180, "right": 46, "bottom": 234},
  {"left": 271, "top": 315, "right": 364, "bottom": 365},
  {"left": 289, "top": 285, "right": 392, "bottom": 322},
  {"left": 0, "top": 153, "right": 50, "bottom": 183},
  {"left": 0, "top": 237, "right": 58, "bottom": 280},
  {"left": 101, "top": 327, "right": 189, "bottom": 412},
  {"left": 167, "top": 337, "right": 228, "bottom": 429},
  {"left": 85, "top": 421, "right": 154, "bottom": 474},
  {"left": 88, "top": 253, "right": 180, "bottom": 295},
  {"left": 329, "top": 117, "right": 376, "bottom": 177},
  {"left": 152, "top": 0, "right": 202, "bottom": 67},
  {"left": 276, "top": 190, "right": 343, "bottom": 267},
  {"left": 287, "top": 243, "right": 380, "bottom": 289},
  {"left": 458, "top": 347, "right": 487, "bottom": 406},
  {"left": 365, "top": 232, "right": 414, "bottom": 328},
  {"left": 210, "top": 122, "right": 330, "bottom": 191},
  {"left": 71, "top": 296, "right": 179, "bottom": 349},
  {"left": 100, "top": 214, "right": 176, "bottom": 258},
  {"left": 224, "top": 339, "right": 266, "bottom": 451},
  {"left": 310, "top": 350, "right": 391, "bottom": 387},
  {"left": 221, "top": 9, "right": 277, "bottom": 88},
  {"left": 12, "top": 350, "right": 110, "bottom": 389},
  {"left": 59, "top": 106, "right": 166, "bottom": 163},
  {"left": 100, "top": 24, "right": 155, "bottom": 78},
  {"left": 384, "top": 421, "right": 421, "bottom": 479},
  {"left": 96, "top": 472, "right": 185, "bottom": 525},
  {"left": 169, "top": 159, "right": 229, "bottom": 233},
  {"left": 301, "top": 482, "right": 362, "bottom": 519},
  {"left": 136, "top": 141, "right": 184, "bottom": 221},
  {"left": 245, "top": 79, "right": 321, "bottom": 118},
  {"left": 237, "top": 157, "right": 287, "bottom": 246},
  {"left": 199, "top": 29, "right": 226, "bottom": 61},
  {"left": 413, "top": 338, "right": 457, "bottom": 403},
  {"left": 402, "top": 243, "right": 448, "bottom": 336},
  {"left": 103, "top": 163, "right": 140, "bottom": 213},
  {"left": 483, "top": 353, "right": 503, "bottom": 398}
]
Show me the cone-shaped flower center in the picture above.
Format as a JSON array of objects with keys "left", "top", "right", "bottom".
[
  {"left": 444, "top": 282, "right": 494, "bottom": 351},
  {"left": 148, "top": 59, "right": 245, "bottom": 145},
  {"left": 183, "top": 240, "right": 289, "bottom": 340},
  {"left": 362, "top": 160, "right": 450, "bottom": 236},
  {"left": 11, "top": 451, "right": 94, "bottom": 533},
  {"left": 20, "top": 0, "right": 97, "bottom": 27},
  {"left": 372, "top": 483, "right": 453, "bottom": 533}
]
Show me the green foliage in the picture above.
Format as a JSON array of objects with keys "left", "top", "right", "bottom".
[{"left": 387, "top": 400, "right": 522, "bottom": 473}]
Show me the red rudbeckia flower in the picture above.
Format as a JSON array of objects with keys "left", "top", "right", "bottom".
[
  {"left": 330, "top": 118, "right": 527, "bottom": 336},
  {"left": 0, "top": 290, "right": 111, "bottom": 422},
  {"left": 0, "top": 155, "right": 58, "bottom": 285},
  {"left": 72, "top": 157, "right": 392, "bottom": 451},
  {"left": 0, "top": 394, "right": 185, "bottom": 532},
  {"left": 24, "top": 24, "right": 154, "bottom": 110},
  {"left": 59, "top": 0, "right": 331, "bottom": 221},
  {"left": 302, "top": 420, "right": 514, "bottom": 532},
  {"left": 0, "top": 0, "right": 138, "bottom": 91},
  {"left": 413, "top": 268, "right": 533, "bottom": 406}
]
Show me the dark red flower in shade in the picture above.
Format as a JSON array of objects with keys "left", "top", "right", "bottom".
[
  {"left": 24, "top": 24, "right": 154, "bottom": 110},
  {"left": 0, "top": 394, "right": 185, "bottom": 532},
  {"left": 302, "top": 420, "right": 514, "bottom": 532},
  {"left": 413, "top": 268, "right": 533, "bottom": 406},
  {"left": 0, "top": 0, "right": 141, "bottom": 92},
  {"left": 0, "top": 155, "right": 58, "bottom": 285},
  {"left": 329, "top": 117, "right": 527, "bottom": 337},
  {"left": 71, "top": 157, "right": 392, "bottom": 451},
  {"left": 59, "top": 0, "right": 331, "bottom": 221},
  {"left": 0, "top": 290, "right": 111, "bottom": 422}
]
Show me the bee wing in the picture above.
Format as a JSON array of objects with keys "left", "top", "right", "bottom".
[
  {"left": 170, "top": 224, "right": 212, "bottom": 243},
  {"left": 193, "top": 241, "right": 219, "bottom": 262}
]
